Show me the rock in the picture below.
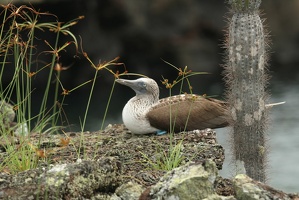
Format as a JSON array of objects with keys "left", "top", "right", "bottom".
[
  {"left": 0, "top": 157, "right": 122, "bottom": 199},
  {"left": 0, "top": 100, "right": 29, "bottom": 136},
  {"left": 0, "top": 125, "right": 297, "bottom": 199},
  {"left": 233, "top": 174, "right": 298, "bottom": 200},
  {"left": 111, "top": 181, "right": 146, "bottom": 200},
  {"left": 0, "top": 100, "right": 15, "bottom": 129},
  {"left": 147, "top": 159, "right": 228, "bottom": 200},
  {"left": 141, "top": 160, "right": 299, "bottom": 200},
  {"left": 14, "top": 122, "right": 29, "bottom": 136}
]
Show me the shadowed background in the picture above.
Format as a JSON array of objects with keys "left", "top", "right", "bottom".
[{"left": 1, "top": 0, "right": 299, "bottom": 193}]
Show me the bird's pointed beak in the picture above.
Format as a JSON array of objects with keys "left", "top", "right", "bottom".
[{"left": 115, "top": 79, "right": 140, "bottom": 91}]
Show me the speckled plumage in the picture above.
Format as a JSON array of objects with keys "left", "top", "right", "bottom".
[{"left": 116, "top": 78, "right": 229, "bottom": 134}]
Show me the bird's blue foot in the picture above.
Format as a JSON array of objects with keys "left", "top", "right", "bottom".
[{"left": 156, "top": 130, "right": 167, "bottom": 135}]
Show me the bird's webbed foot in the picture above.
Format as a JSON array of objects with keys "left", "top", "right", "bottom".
[{"left": 156, "top": 130, "right": 167, "bottom": 135}]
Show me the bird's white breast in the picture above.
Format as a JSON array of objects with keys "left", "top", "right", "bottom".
[{"left": 122, "top": 97, "right": 158, "bottom": 134}]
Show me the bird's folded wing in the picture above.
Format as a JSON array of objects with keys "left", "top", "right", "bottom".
[{"left": 146, "top": 95, "right": 229, "bottom": 132}]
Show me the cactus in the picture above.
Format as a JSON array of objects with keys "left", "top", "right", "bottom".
[{"left": 224, "top": 0, "right": 269, "bottom": 182}]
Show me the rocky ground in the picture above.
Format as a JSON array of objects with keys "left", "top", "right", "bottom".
[{"left": 0, "top": 124, "right": 298, "bottom": 199}]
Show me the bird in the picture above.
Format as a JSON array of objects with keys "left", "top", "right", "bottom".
[{"left": 115, "top": 77, "right": 229, "bottom": 134}]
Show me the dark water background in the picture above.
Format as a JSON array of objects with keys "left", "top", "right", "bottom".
[{"left": 2, "top": 0, "right": 299, "bottom": 192}]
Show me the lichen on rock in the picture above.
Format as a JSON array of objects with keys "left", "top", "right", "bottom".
[{"left": 149, "top": 160, "right": 222, "bottom": 200}]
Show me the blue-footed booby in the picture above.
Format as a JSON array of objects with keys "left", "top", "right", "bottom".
[{"left": 116, "top": 77, "right": 229, "bottom": 134}]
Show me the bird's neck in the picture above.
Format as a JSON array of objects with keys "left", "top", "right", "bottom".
[
  {"left": 122, "top": 94, "right": 159, "bottom": 134},
  {"left": 132, "top": 94, "right": 158, "bottom": 107}
]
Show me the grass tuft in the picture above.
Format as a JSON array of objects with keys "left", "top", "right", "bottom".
[{"left": 140, "top": 140, "right": 185, "bottom": 171}]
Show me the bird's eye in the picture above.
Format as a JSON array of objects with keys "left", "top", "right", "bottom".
[{"left": 138, "top": 82, "right": 146, "bottom": 88}]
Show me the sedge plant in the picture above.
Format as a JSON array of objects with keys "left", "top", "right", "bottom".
[
  {"left": 0, "top": 3, "right": 130, "bottom": 171},
  {"left": 0, "top": 4, "right": 83, "bottom": 173},
  {"left": 76, "top": 53, "right": 129, "bottom": 159},
  {"left": 140, "top": 61, "right": 209, "bottom": 171}
]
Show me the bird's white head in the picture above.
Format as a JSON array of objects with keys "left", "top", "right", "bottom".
[{"left": 115, "top": 77, "right": 159, "bottom": 101}]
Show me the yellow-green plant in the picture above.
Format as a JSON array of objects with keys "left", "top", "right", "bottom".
[
  {"left": 0, "top": 3, "right": 130, "bottom": 171},
  {"left": 140, "top": 140, "right": 185, "bottom": 171},
  {"left": 0, "top": 3, "right": 83, "bottom": 173},
  {"left": 160, "top": 60, "right": 209, "bottom": 134},
  {"left": 0, "top": 4, "right": 82, "bottom": 135},
  {"left": 139, "top": 62, "right": 208, "bottom": 171}
]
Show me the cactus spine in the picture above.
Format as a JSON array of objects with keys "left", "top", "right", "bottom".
[{"left": 224, "top": 0, "right": 269, "bottom": 182}]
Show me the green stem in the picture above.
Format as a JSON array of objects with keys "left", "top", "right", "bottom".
[
  {"left": 100, "top": 79, "right": 116, "bottom": 130},
  {"left": 52, "top": 70, "right": 61, "bottom": 128},
  {"left": 37, "top": 33, "right": 60, "bottom": 123},
  {"left": 25, "top": 24, "right": 36, "bottom": 133},
  {"left": 78, "top": 70, "right": 98, "bottom": 158},
  {"left": 82, "top": 71, "right": 98, "bottom": 132},
  {"left": 0, "top": 7, "right": 9, "bottom": 93}
]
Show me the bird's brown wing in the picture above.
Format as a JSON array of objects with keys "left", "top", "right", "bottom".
[{"left": 146, "top": 94, "right": 229, "bottom": 132}]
